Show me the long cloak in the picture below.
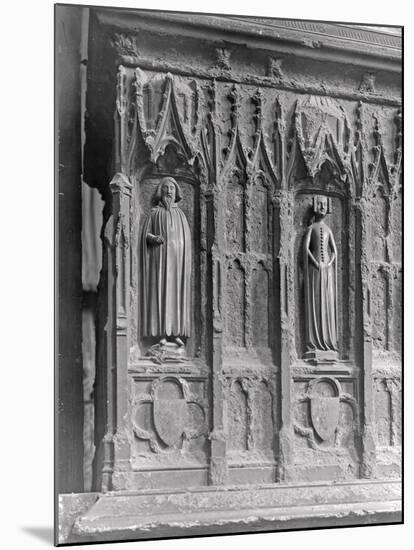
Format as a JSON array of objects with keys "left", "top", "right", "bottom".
[
  {"left": 304, "top": 224, "right": 338, "bottom": 351},
  {"left": 141, "top": 202, "right": 192, "bottom": 337}
]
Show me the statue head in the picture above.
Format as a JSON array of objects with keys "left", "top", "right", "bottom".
[
  {"left": 312, "top": 195, "right": 331, "bottom": 219},
  {"left": 154, "top": 177, "right": 183, "bottom": 207}
]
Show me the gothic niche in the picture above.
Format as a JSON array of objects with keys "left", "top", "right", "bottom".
[
  {"left": 371, "top": 269, "right": 389, "bottom": 352},
  {"left": 391, "top": 190, "right": 402, "bottom": 263},
  {"left": 252, "top": 263, "right": 269, "bottom": 348},
  {"left": 226, "top": 259, "right": 246, "bottom": 348},
  {"left": 251, "top": 175, "right": 269, "bottom": 255},
  {"left": 371, "top": 187, "right": 388, "bottom": 262},
  {"left": 303, "top": 195, "right": 338, "bottom": 364},
  {"left": 393, "top": 269, "right": 402, "bottom": 356},
  {"left": 226, "top": 171, "right": 245, "bottom": 252},
  {"left": 141, "top": 176, "right": 192, "bottom": 362},
  {"left": 227, "top": 380, "right": 248, "bottom": 453},
  {"left": 374, "top": 380, "right": 392, "bottom": 447},
  {"left": 254, "top": 381, "right": 274, "bottom": 452}
]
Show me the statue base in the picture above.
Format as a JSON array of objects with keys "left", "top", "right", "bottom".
[
  {"left": 303, "top": 350, "right": 338, "bottom": 365},
  {"left": 145, "top": 341, "right": 187, "bottom": 365}
]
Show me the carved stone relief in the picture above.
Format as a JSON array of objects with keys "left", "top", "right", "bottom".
[
  {"left": 374, "top": 380, "right": 392, "bottom": 447},
  {"left": 303, "top": 196, "right": 338, "bottom": 364},
  {"left": 251, "top": 176, "right": 269, "bottom": 254},
  {"left": 371, "top": 270, "right": 389, "bottom": 351},
  {"left": 374, "top": 377, "right": 401, "bottom": 449},
  {"left": 293, "top": 377, "right": 359, "bottom": 463},
  {"left": 392, "top": 269, "right": 402, "bottom": 356},
  {"left": 251, "top": 263, "right": 270, "bottom": 348},
  {"left": 227, "top": 380, "right": 249, "bottom": 452},
  {"left": 294, "top": 192, "right": 347, "bottom": 362},
  {"left": 371, "top": 188, "right": 388, "bottom": 262},
  {"left": 226, "top": 172, "right": 245, "bottom": 252},
  {"left": 87, "top": 48, "right": 401, "bottom": 492},
  {"left": 391, "top": 191, "right": 402, "bottom": 263},
  {"left": 225, "top": 260, "right": 246, "bottom": 348},
  {"left": 225, "top": 376, "right": 275, "bottom": 461},
  {"left": 132, "top": 376, "right": 207, "bottom": 459},
  {"left": 141, "top": 177, "right": 192, "bottom": 360}
]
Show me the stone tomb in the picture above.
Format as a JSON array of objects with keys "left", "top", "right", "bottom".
[{"left": 58, "top": 8, "right": 402, "bottom": 544}]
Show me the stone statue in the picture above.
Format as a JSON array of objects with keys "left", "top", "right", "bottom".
[
  {"left": 141, "top": 177, "right": 192, "bottom": 360},
  {"left": 303, "top": 195, "right": 338, "bottom": 363}
]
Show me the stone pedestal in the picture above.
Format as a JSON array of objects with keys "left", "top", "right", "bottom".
[{"left": 303, "top": 350, "right": 339, "bottom": 364}]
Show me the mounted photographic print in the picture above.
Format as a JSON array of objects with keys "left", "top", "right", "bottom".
[{"left": 55, "top": 3, "right": 403, "bottom": 545}]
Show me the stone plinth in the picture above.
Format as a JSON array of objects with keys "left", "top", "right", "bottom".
[{"left": 59, "top": 479, "right": 401, "bottom": 544}]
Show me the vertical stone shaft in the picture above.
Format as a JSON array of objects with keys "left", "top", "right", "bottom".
[
  {"left": 355, "top": 199, "right": 376, "bottom": 477},
  {"left": 274, "top": 191, "right": 293, "bottom": 480},
  {"left": 208, "top": 182, "right": 228, "bottom": 484},
  {"left": 206, "top": 98, "right": 228, "bottom": 482},
  {"left": 99, "top": 173, "right": 132, "bottom": 491},
  {"left": 101, "top": 215, "right": 115, "bottom": 491}
]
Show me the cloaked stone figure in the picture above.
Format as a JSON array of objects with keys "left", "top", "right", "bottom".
[
  {"left": 303, "top": 196, "right": 338, "bottom": 363},
  {"left": 141, "top": 177, "right": 191, "bottom": 360}
]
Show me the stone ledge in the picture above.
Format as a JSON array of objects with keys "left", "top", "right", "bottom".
[{"left": 59, "top": 479, "right": 401, "bottom": 544}]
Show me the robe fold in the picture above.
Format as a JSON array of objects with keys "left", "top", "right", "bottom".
[
  {"left": 304, "top": 222, "right": 338, "bottom": 352},
  {"left": 141, "top": 202, "right": 192, "bottom": 338}
]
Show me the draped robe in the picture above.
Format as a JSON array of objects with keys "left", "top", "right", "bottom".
[
  {"left": 141, "top": 201, "right": 192, "bottom": 338},
  {"left": 304, "top": 221, "right": 338, "bottom": 352}
]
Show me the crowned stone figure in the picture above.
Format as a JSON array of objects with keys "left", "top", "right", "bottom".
[
  {"left": 141, "top": 177, "right": 192, "bottom": 361},
  {"left": 303, "top": 195, "right": 338, "bottom": 363}
]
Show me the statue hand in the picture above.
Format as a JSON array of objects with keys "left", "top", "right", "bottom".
[
  {"left": 311, "top": 257, "right": 319, "bottom": 269},
  {"left": 147, "top": 234, "right": 164, "bottom": 245},
  {"left": 307, "top": 251, "right": 319, "bottom": 269}
]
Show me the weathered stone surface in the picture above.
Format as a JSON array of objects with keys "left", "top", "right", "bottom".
[
  {"left": 58, "top": 493, "right": 99, "bottom": 545},
  {"left": 63, "top": 480, "right": 401, "bottom": 543},
  {"left": 57, "top": 4, "right": 402, "bottom": 543}
]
